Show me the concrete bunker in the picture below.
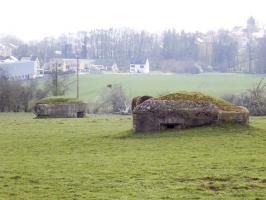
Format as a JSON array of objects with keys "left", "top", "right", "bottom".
[
  {"left": 132, "top": 92, "right": 249, "bottom": 132},
  {"left": 33, "top": 96, "right": 87, "bottom": 118}
]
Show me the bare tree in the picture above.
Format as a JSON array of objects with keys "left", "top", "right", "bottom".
[{"left": 92, "top": 84, "right": 131, "bottom": 114}]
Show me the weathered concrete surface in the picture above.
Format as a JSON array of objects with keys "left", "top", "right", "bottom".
[
  {"left": 131, "top": 96, "right": 153, "bottom": 111},
  {"left": 33, "top": 103, "right": 87, "bottom": 118},
  {"left": 133, "top": 99, "right": 249, "bottom": 132},
  {"left": 217, "top": 106, "right": 249, "bottom": 124}
]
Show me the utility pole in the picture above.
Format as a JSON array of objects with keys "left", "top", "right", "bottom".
[
  {"left": 76, "top": 55, "right": 79, "bottom": 99},
  {"left": 54, "top": 50, "right": 61, "bottom": 96},
  {"left": 55, "top": 62, "right": 58, "bottom": 96}
]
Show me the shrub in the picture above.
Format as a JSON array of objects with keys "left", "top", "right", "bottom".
[
  {"left": 158, "top": 59, "right": 203, "bottom": 74},
  {"left": 0, "top": 69, "right": 49, "bottom": 112},
  {"left": 91, "top": 84, "right": 131, "bottom": 114},
  {"left": 223, "top": 79, "right": 266, "bottom": 116}
]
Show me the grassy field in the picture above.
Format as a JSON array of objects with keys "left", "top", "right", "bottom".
[
  {"left": 0, "top": 113, "right": 266, "bottom": 199},
  {"left": 64, "top": 73, "right": 266, "bottom": 101}
]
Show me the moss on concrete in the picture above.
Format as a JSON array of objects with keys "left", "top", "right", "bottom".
[
  {"left": 153, "top": 91, "right": 242, "bottom": 112},
  {"left": 36, "top": 96, "right": 84, "bottom": 105}
]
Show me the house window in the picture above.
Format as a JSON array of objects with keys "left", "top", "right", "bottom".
[
  {"left": 131, "top": 65, "right": 135, "bottom": 68},
  {"left": 140, "top": 65, "right": 144, "bottom": 68}
]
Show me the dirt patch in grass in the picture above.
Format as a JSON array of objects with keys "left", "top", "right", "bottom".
[
  {"left": 199, "top": 176, "right": 233, "bottom": 192},
  {"left": 201, "top": 181, "right": 226, "bottom": 191},
  {"left": 201, "top": 176, "right": 231, "bottom": 182},
  {"left": 245, "top": 177, "right": 261, "bottom": 182},
  {"left": 10, "top": 176, "right": 21, "bottom": 180},
  {"left": 28, "top": 180, "right": 40, "bottom": 184},
  {"left": 261, "top": 179, "right": 266, "bottom": 183}
]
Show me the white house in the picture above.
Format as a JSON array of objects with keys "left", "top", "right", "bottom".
[
  {"left": 0, "top": 56, "right": 43, "bottom": 79},
  {"left": 130, "top": 59, "right": 149, "bottom": 74}
]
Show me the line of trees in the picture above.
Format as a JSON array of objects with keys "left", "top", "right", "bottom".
[
  {"left": 0, "top": 69, "right": 69, "bottom": 112},
  {"left": 0, "top": 69, "right": 45, "bottom": 112},
  {"left": 2, "top": 17, "right": 266, "bottom": 73}
]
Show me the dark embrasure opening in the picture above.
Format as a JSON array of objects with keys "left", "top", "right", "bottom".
[
  {"left": 160, "top": 123, "right": 181, "bottom": 130},
  {"left": 77, "top": 111, "right": 85, "bottom": 118}
]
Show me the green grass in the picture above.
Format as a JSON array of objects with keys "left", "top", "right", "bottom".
[
  {"left": 36, "top": 96, "right": 83, "bottom": 104},
  {"left": 0, "top": 113, "right": 265, "bottom": 199},
  {"left": 64, "top": 73, "right": 266, "bottom": 101}
]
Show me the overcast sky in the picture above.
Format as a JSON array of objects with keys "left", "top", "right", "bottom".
[{"left": 1, "top": 0, "right": 265, "bottom": 41}]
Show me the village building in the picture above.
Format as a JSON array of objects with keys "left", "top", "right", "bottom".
[
  {"left": 0, "top": 56, "right": 44, "bottom": 79},
  {"left": 112, "top": 63, "right": 119, "bottom": 73},
  {"left": 130, "top": 59, "right": 149, "bottom": 74},
  {"left": 87, "top": 64, "right": 107, "bottom": 74},
  {"left": 46, "top": 58, "right": 95, "bottom": 73},
  {"left": 62, "top": 58, "right": 95, "bottom": 72}
]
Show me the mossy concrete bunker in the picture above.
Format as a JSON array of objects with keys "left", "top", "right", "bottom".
[
  {"left": 132, "top": 92, "right": 249, "bottom": 132},
  {"left": 33, "top": 96, "right": 87, "bottom": 118}
]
